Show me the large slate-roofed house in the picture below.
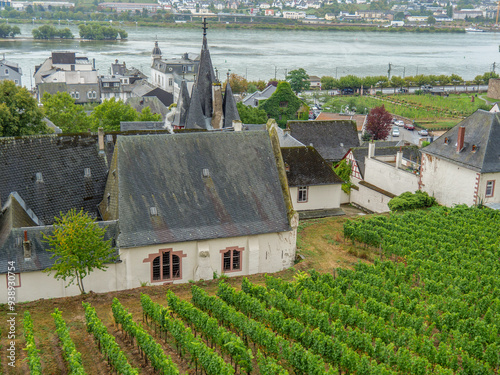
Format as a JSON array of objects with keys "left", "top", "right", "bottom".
[
  {"left": 0, "top": 127, "right": 298, "bottom": 302},
  {"left": 421, "top": 110, "right": 500, "bottom": 206},
  {"left": 98, "top": 130, "right": 297, "bottom": 288}
]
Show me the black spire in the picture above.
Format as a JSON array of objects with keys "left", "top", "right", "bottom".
[
  {"left": 223, "top": 75, "right": 240, "bottom": 128},
  {"left": 202, "top": 17, "right": 208, "bottom": 51}
]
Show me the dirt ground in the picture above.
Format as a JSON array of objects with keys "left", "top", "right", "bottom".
[{"left": 0, "top": 208, "right": 375, "bottom": 375}]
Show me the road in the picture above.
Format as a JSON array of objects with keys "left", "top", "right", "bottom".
[
  {"left": 389, "top": 124, "right": 437, "bottom": 144},
  {"left": 305, "top": 84, "right": 489, "bottom": 96}
]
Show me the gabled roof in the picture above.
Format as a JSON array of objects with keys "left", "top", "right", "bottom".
[
  {"left": 126, "top": 96, "right": 169, "bottom": 120},
  {"left": 115, "top": 131, "right": 291, "bottom": 248},
  {"left": 281, "top": 146, "right": 343, "bottom": 186},
  {"left": 288, "top": 120, "right": 360, "bottom": 162},
  {"left": 0, "top": 221, "right": 119, "bottom": 274},
  {"left": 0, "top": 134, "right": 110, "bottom": 225},
  {"left": 422, "top": 110, "right": 500, "bottom": 173},
  {"left": 223, "top": 81, "right": 240, "bottom": 128}
]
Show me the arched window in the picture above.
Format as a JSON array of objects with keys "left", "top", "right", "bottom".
[{"left": 144, "top": 249, "right": 185, "bottom": 283}]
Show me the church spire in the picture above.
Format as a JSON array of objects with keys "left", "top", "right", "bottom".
[{"left": 202, "top": 17, "right": 208, "bottom": 51}]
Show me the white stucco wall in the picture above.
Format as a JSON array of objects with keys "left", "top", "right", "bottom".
[
  {"left": 121, "top": 229, "right": 297, "bottom": 289},
  {"left": 364, "top": 158, "right": 420, "bottom": 197},
  {"left": 1, "top": 227, "right": 297, "bottom": 303},
  {"left": 0, "top": 263, "right": 124, "bottom": 304},
  {"left": 421, "top": 153, "right": 478, "bottom": 206},
  {"left": 350, "top": 181, "right": 393, "bottom": 213},
  {"left": 477, "top": 172, "right": 500, "bottom": 205},
  {"left": 289, "top": 184, "right": 342, "bottom": 211}
]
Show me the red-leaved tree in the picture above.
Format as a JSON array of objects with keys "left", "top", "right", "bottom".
[{"left": 365, "top": 105, "right": 393, "bottom": 140}]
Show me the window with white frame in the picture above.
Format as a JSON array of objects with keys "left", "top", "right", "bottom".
[
  {"left": 74, "top": 91, "right": 80, "bottom": 99},
  {"left": 5, "top": 69, "right": 8, "bottom": 75},
  {"left": 486, "top": 180, "right": 495, "bottom": 197},
  {"left": 298, "top": 186, "right": 308, "bottom": 202},
  {"left": 168, "top": 78, "right": 173, "bottom": 86}
]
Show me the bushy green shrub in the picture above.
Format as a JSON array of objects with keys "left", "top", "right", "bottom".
[{"left": 388, "top": 191, "right": 437, "bottom": 211}]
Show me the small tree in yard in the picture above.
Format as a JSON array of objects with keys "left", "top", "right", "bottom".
[
  {"left": 286, "top": 68, "right": 310, "bottom": 93},
  {"left": 365, "top": 105, "right": 392, "bottom": 140},
  {"left": 43, "top": 209, "right": 116, "bottom": 294}
]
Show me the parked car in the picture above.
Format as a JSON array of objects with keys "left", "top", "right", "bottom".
[
  {"left": 341, "top": 88, "right": 355, "bottom": 95},
  {"left": 396, "top": 120, "right": 404, "bottom": 127},
  {"left": 397, "top": 88, "right": 409, "bottom": 93},
  {"left": 392, "top": 127, "right": 400, "bottom": 137},
  {"left": 418, "top": 129, "right": 429, "bottom": 136},
  {"left": 404, "top": 123, "right": 415, "bottom": 130},
  {"left": 421, "top": 85, "right": 433, "bottom": 93}
]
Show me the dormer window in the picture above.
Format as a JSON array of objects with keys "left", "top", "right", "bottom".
[
  {"left": 150, "top": 207, "right": 158, "bottom": 216},
  {"left": 35, "top": 172, "right": 43, "bottom": 183},
  {"left": 202, "top": 168, "right": 210, "bottom": 178},
  {"left": 84, "top": 168, "right": 91, "bottom": 178}
]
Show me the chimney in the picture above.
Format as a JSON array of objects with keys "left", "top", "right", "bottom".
[
  {"left": 23, "top": 230, "right": 31, "bottom": 260},
  {"left": 457, "top": 126, "right": 465, "bottom": 152},
  {"left": 232, "top": 120, "right": 243, "bottom": 131},
  {"left": 98, "top": 127, "right": 105, "bottom": 154},
  {"left": 396, "top": 150, "right": 403, "bottom": 169},
  {"left": 368, "top": 141, "right": 375, "bottom": 159}
]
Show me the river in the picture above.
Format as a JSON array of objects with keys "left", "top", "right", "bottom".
[{"left": 2, "top": 23, "right": 500, "bottom": 89}]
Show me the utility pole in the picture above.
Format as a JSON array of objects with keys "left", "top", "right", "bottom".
[{"left": 388, "top": 63, "right": 392, "bottom": 79}]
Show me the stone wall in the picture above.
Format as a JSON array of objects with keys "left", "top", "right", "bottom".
[{"left": 487, "top": 78, "right": 500, "bottom": 100}]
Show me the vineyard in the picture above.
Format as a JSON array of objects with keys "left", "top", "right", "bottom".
[{"left": 4, "top": 205, "right": 500, "bottom": 374}]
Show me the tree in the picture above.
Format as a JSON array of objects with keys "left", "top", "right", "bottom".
[
  {"left": 427, "top": 15, "right": 436, "bottom": 25},
  {"left": 42, "top": 92, "right": 90, "bottom": 132},
  {"left": 321, "top": 76, "right": 337, "bottom": 90},
  {"left": 0, "top": 80, "right": 48, "bottom": 136},
  {"left": 43, "top": 209, "right": 116, "bottom": 294},
  {"left": 236, "top": 102, "right": 268, "bottom": 124},
  {"left": 89, "top": 97, "right": 139, "bottom": 131},
  {"left": 390, "top": 76, "right": 406, "bottom": 92},
  {"left": 450, "top": 74, "right": 463, "bottom": 91},
  {"left": 0, "top": 24, "right": 21, "bottom": 38},
  {"left": 259, "top": 81, "right": 307, "bottom": 128},
  {"left": 337, "top": 75, "right": 362, "bottom": 90},
  {"left": 286, "top": 68, "right": 310, "bottom": 93},
  {"left": 365, "top": 105, "right": 392, "bottom": 140},
  {"left": 227, "top": 73, "right": 249, "bottom": 94},
  {"left": 32, "top": 25, "right": 74, "bottom": 39},
  {"left": 138, "top": 106, "right": 162, "bottom": 121}
]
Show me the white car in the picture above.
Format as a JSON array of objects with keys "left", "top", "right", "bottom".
[
  {"left": 418, "top": 129, "right": 429, "bottom": 136},
  {"left": 392, "top": 127, "right": 400, "bottom": 137}
]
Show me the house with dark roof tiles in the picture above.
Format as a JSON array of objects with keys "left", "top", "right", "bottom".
[
  {"left": 98, "top": 130, "right": 297, "bottom": 288},
  {"left": 281, "top": 146, "right": 344, "bottom": 218},
  {"left": 421, "top": 110, "right": 500, "bottom": 206}
]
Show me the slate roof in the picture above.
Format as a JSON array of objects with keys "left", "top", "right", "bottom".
[
  {"left": 0, "top": 221, "right": 119, "bottom": 274},
  {"left": 173, "top": 80, "right": 190, "bottom": 127},
  {"left": 288, "top": 120, "right": 360, "bottom": 162},
  {"left": 196, "top": 37, "right": 216, "bottom": 118},
  {"left": 126, "top": 96, "right": 169, "bottom": 120},
  {"left": 115, "top": 131, "right": 291, "bottom": 248},
  {"left": 281, "top": 146, "right": 343, "bottom": 186},
  {"left": 421, "top": 110, "right": 500, "bottom": 173},
  {"left": 351, "top": 145, "right": 421, "bottom": 178},
  {"left": 223, "top": 81, "right": 241, "bottom": 128},
  {"left": 0, "top": 134, "right": 110, "bottom": 225},
  {"left": 52, "top": 51, "right": 76, "bottom": 65}
]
